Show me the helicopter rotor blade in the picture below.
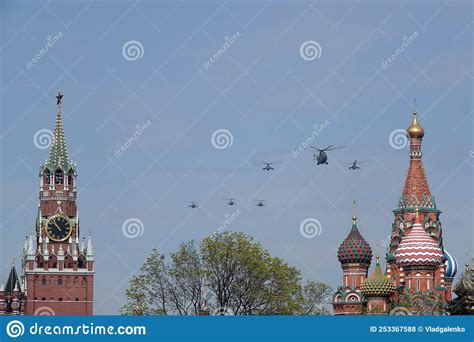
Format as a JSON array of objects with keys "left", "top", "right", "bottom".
[
  {"left": 320, "top": 145, "right": 333, "bottom": 151},
  {"left": 325, "top": 145, "right": 344, "bottom": 151}
]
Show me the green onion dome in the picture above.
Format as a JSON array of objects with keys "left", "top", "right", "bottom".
[
  {"left": 361, "top": 256, "right": 395, "bottom": 297},
  {"left": 337, "top": 216, "right": 373, "bottom": 264}
]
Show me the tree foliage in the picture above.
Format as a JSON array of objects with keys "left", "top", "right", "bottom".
[{"left": 122, "top": 232, "right": 332, "bottom": 316}]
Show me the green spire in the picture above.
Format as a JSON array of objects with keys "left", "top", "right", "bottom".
[
  {"left": 47, "top": 92, "right": 69, "bottom": 169},
  {"left": 5, "top": 262, "right": 21, "bottom": 293}
]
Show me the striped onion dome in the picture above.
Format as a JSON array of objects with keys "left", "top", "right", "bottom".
[
  {"left": 361, "top": 256, "right": 395, "bottom": 297},
  {"left": 395, "top": 211, "right": 443, "bottom": 266},
  {"left": 444, "top": 250, "right": 458, "bottom": 278},
  {"left": 337, "top": 216, "right": 372, "bottom": 264}
]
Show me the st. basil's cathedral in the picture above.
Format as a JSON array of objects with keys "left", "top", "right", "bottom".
[{"left": 332, "top": 111, "right": 464, "bottom": 315}]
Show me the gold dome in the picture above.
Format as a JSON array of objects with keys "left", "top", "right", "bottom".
[{"left": 407, "top": 111, "right": 424, "bottom": 139}]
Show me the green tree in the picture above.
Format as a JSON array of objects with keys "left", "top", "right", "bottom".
[
  {"left": 122, "top": 232, "right": 332, "bottom": 316},
  {"left": 121, "top": 249, "right": 169, "bottom": 315},
  {"left": 299, "top": 280, "right": 332, "bottom": 315},
  {"left": 169, "top": 241, "right": 208, "bottom": 315}
]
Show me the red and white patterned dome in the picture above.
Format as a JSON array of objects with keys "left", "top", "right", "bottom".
[{"left": 395, "top": 212, "right": 443, "bottom": 266}]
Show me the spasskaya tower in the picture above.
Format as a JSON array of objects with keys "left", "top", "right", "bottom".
[{"left": 23, "top": 92, "right": 94, "bottom": 315}]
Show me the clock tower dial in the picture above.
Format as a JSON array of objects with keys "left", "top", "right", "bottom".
[{"left": 46, "top": 214, "right": 72, "bottom": 242}]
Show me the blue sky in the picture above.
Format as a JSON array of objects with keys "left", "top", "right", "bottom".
[{"left": 0, "top": 0, "right": 472, "bottom": 314}]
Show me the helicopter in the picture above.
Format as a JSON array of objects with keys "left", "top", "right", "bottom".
[
  {"left": 260, "top": 161, "right": 278, "bottom": 171},
  {"left": 255, "top": 200, "right": 265, "bottom": 207},
  {"left": 223, "top": 198, "right": 237, "bottom": 206},
  {"left": 347, "top": 160, "right": 368, "bottom": 170},
  {"left": 187, "top": 201, "right": 199, "bottom": 208},
  {"left": 311, "top": 145, "right": 343, "bottom": 165}
]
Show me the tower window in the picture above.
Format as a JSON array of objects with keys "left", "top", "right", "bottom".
[
  {"left": 43, "top": 171, "right": 51, "bottom": 185},
  {"left": 68, "top": 173, "right": 74, "bottom": 187},
  {"left": 58, "top": 277, "right": 62, "bottom": 286},
  {"left": 55, "top": 170, "right": 64, "bottom": 184},
  {"left": 416, "top": 279, "right": 421, "bottom": 291},
  {"left": 41, "top": 278, "right": 46, "bottom": 286}
]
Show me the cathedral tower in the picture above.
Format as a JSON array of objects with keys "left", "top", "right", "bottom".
[
  {"left": 333, "top": 212, "right": 372, "bottom": 315},
  {"left": 386, "top": 110, "right": 455, "bottom": 313}
]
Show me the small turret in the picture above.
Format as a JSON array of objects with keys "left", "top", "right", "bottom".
[{"left": 86, "top": 234, "right": 94, "bottom": 257}]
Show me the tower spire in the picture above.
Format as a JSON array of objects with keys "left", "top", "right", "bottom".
[
  {"left": 48, "top": 92, "right": 69, "bottom": 169},
  {"left": 352, "top": 200, "right": 357, "bottom": 223},
  {"left": 401, "top": 108, "right": 431, "bottom": 207}
]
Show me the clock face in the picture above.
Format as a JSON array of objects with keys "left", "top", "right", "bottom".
[{"left": 46, "top": 215, "right": 72, "bottom": 242}]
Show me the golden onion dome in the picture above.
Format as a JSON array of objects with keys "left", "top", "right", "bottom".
[
  {"left": 406, "top": 111, "right": 424, "bottom": 139},
  {"left": 361, "top": 256, "right": 395, "bottom": 297}
]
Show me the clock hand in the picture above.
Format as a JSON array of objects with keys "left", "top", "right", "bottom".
[{"left": 52, "top": 221, "right": 63, "bottom": 232}]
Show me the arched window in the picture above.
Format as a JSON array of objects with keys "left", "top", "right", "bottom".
[
  {"left": 55, "top": 169, "right": 64, "bottom": 184},
  {"left": 41, "top": 278, "right": 46, "bottom": 286},
  {"left": 58, "top": 277, "right": 63, "bottom": 286},
  {"left": 68, "top": 171, "right": 74, "bottom": 188},
  {"left": 43, "top": 170, "right": 51, "bottom": 185},
  {"left": 415, "top": 273, "right": 421, "bottom": 291},
  {"left": 347, "top": 295, "right": 358, "bottom": 302}
]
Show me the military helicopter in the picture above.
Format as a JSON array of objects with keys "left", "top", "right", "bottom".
[
  {"left": 255, "top": 200, "right": 265, "bottom": 207},
  {"left": 223, "top": 198, "right": 237, "bottom": 206},
  {"left": 187, "top": 201, "right": 199, "bottom": 208},
  {"left": 347, "top": 160, "right": 368, "bottom": 170},
  {"left": 311, "top": 145, "right": 343, "bottom": 165},
  {"left": 260, "top": 161, "right": 278, "bottom": 171}
]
